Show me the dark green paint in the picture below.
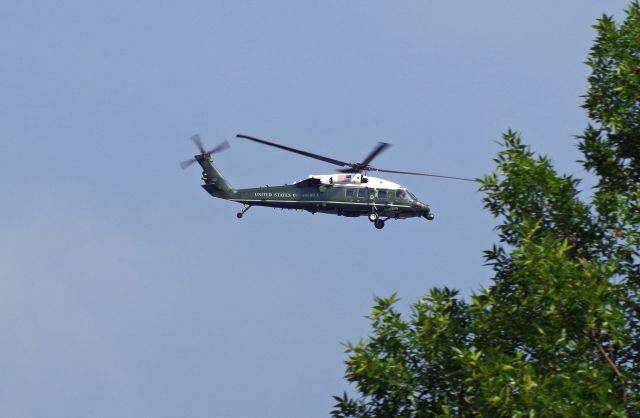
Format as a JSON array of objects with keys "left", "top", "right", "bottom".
[{"left": 196, "top": 155, "right": 433, "bottom": 222}]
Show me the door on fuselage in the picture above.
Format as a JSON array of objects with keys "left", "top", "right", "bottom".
[{"left": 355, "top": 186, "right": 369, "bottom": 212}]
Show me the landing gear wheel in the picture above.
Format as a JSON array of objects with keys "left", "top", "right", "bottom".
[
  {"left": 237, "top": 204, "right": 252, "bottom": 219},
  {"left": 368, "top": 213, "right": 379, "bottom": 222},
  {"left": 374, "top": 219, "right": 385, "bottom": 229}
]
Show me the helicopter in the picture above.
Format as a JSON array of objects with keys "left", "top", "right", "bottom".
[{"left": 181, "top": 134, "right": 474, "bottom": 229}]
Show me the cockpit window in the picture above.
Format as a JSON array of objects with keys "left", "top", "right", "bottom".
[
  {"left": 408, "top": 191, "right": 418, "bottom": 200},
  {"left": 396, "top": 189, "right": 407, "bottom": 200}
]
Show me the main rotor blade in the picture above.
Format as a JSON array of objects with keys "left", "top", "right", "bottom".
[
  {"left": 236, "top": 134, "right": 351, "bottom": 168},
  {"left": 360, "top": 142, "right": 391, "bottom": 167},
  {"left": 190, "top": 134, "right": 206, "bottom": 154},
  {"left": 373, "top": 167, "right": 476, "bottom": 182}
]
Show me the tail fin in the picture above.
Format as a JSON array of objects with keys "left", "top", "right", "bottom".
[
  {"left": 180, "top": 135, "right": 234, "bottom": 198},
  {"left": 196, "top": 154, "right": 234, "bottom": 198}
]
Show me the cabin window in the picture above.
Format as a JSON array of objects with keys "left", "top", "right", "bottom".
[
  {"left": 378, "top": 189, "right": 388, "bottom": 199},
  {"left": 357, "top": 188, "right": 367, "bottom": 198},
  {"left": 345, "top": 188, "right": 355, "bottom": 198},
  {"left": 396, "top": 189, "right": 407, "bottom": 199}
]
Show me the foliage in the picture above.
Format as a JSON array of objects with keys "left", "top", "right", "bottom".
[{"left": 333, "top": 3, "right": 640, "bottom": 417}]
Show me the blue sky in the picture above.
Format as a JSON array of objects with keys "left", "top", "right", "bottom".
[{"left": 0, "top": 1, "right": 631, "bottom": 417}]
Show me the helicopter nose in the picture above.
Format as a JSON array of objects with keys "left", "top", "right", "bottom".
[
  {"left": 412, "top": 202, "right": 424, "bottom": 213},
  {"left": 416, "top": 203, "right": 435, "bottom": 220},
  {"left": 424, "top": 208, "right": 435, "bottom": 220}
]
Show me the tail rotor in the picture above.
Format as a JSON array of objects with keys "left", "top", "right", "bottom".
[{"left": 180, "top": 134, "right": 230, "bottom": 169}]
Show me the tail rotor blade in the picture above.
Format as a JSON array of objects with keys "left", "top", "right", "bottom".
[
  {"left": 207, "top": 140, "right": 230, "bottom": 155},
  {"left": 190, "top": 134, "right": 206, "bottom": 154},
  {"left": 180, "top": 158, "right": 197, "bottom": 170}
]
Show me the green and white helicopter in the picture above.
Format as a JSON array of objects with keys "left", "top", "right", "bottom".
[{"left": 181, "top": 134, "right": 474, "bottom": 229}]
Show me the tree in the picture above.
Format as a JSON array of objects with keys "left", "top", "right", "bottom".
[{"left": 332, "top": 3, "right": 640, "bottom": 417}]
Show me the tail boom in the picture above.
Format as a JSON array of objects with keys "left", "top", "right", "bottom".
[{"left": 196, "top": 155, "right": 234, "bottom": 198}]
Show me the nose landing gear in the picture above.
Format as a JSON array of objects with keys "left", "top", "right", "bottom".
[{"left": 368, "top": 210, "right": 386, "bottom": 229}]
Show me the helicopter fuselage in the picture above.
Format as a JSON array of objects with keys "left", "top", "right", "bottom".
[
  {"left": 202, "top": 174, "right": 432, "bottom": 221},
  {"left": 182, "top": 134, "right": 467, "bottom": 229}
]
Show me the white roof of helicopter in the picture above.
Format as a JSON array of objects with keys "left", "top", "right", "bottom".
[
  {"left": 306, "top": 174, "right": 404, "bottom": 189},
  {"left": 361, "top": 176, "right": 403, "bottom": 189}
]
